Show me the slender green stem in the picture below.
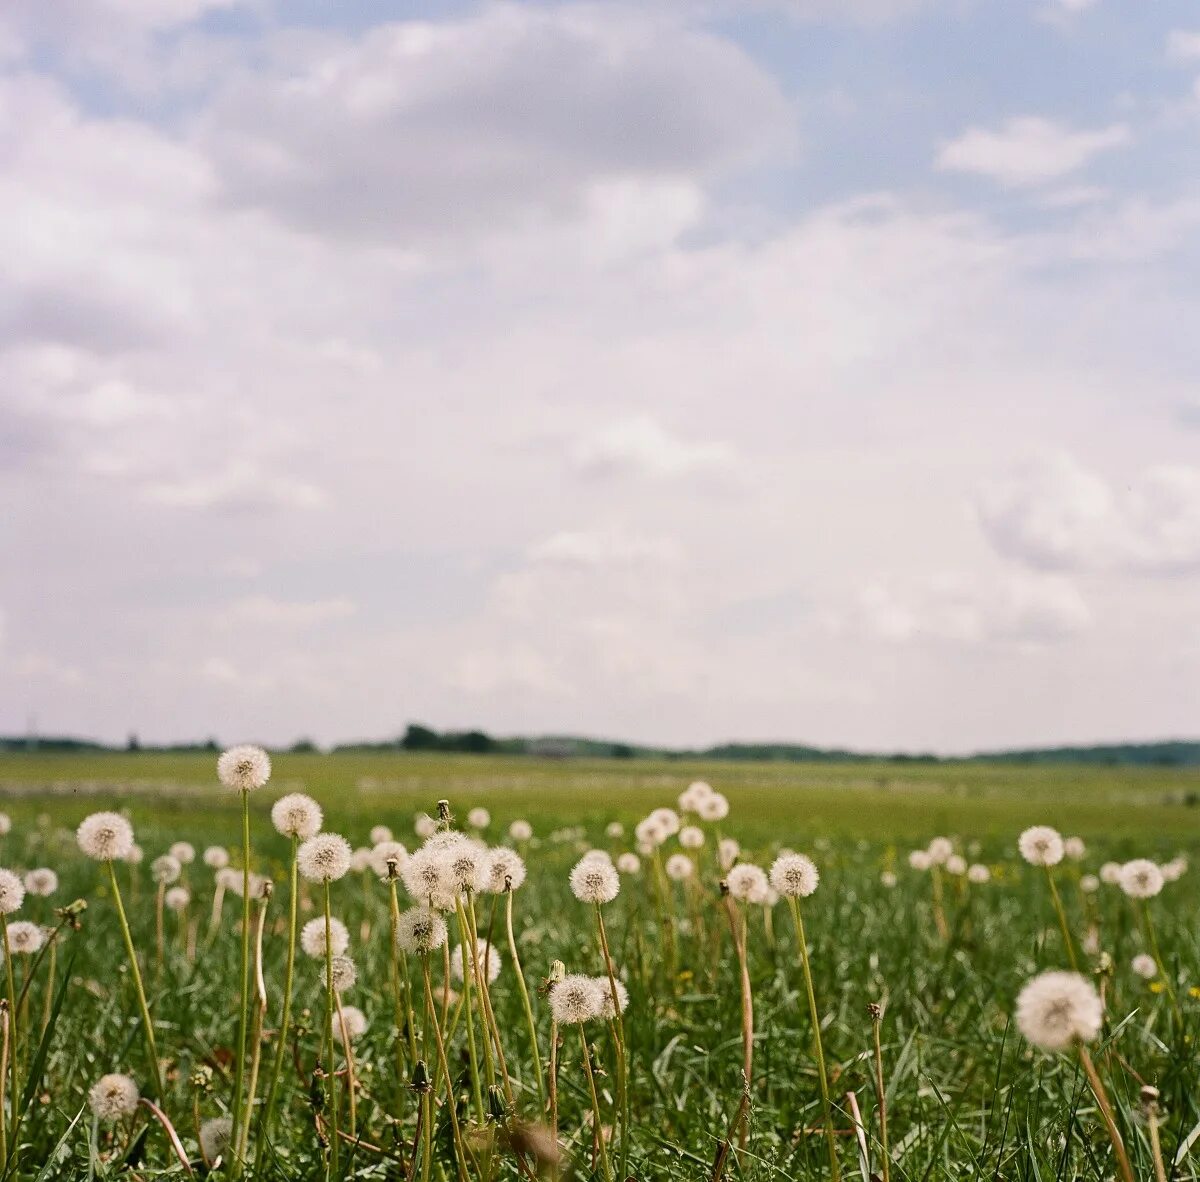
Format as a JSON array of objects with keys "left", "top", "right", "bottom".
[
  {"left": 254, "top": 837, "right": 299, "bottom": 1174},
  {"left": 577, "top": 1026, "right": 613, "bottom": 1182},
  {"left": 871, "top": 1014, "right": 890, "bottom": 1182},
  {"left": 1, "top": 918, "right": 17, "bottom": 1158},
  {"left": 453, "top": 900, "right": 486, "bottom": 1121},
  {"left": 594, "top": 903, "right": 629, "bottom": 1177},
  {"left": 788, "top": 898, "right": 840, "bottom": 1182},
  {"left": 230, "top": 791, "right": 252, "bottom": 1173},
  {"left": 1140, "top": 903, "right": 1180, "bottom": 1021},
  {"left": 323, "top": 882, "right": 340, "bottom": 1181},
  {"left": 236, "top": 887, "right": 270, "bottom": 1166},
  {"left": 422, "top": 955, "right": 468, "bottom": 1182},
  {"left": 1077, "top": 1043, "right": 1134, "bottom": 1182},
  {"left": 1044, "top": 866, "right": 1079, "bottom": 971},
  {"left": 505, "top": 891, "right": 545, "bottom": 1109},
  {"left": 106, "top": 861, "right": 164, "bottom": 1101}
]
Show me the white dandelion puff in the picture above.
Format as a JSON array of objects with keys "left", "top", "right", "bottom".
[
  {"left": 927, "top": 837, "right": 953, "bottom": 865},
  {"left": 605, "top": 821, "right": 625, "bottom": 839},
  {"left": 1018, "top": 826, "right": 1064, "bottom": 867},
  {"left": 350, "top": 847, "right": 372, "bottom": 873},
  {"left": 595, "top": 976, "right": 630, "bottom": 1018},
  {"left": 6, "top": 920, "right": 43, "bottom": 953},
  {"left": 569, "top": 856, "right": 620, "bottom": 904},
  {"left": 203, "top": 846, "right": 230, "bottom": 870},
  {"left": 967, "top": 864, "right": 991, "bottom": 885},
  {"left": 1099, "top": 861, "right": 1122, "bottom": 885},
  {"left": 123, "top": 844, "right": 144, "bottom": 866},
  {"left": 1161, "top": 856, "right": 1188, "bottom": 883},
  {"left": 164, "top": 887, "right": 190, "bottom": 912},
  {"left": 679, "top": 826, "right": 705, "bottom": 850},
  {"left": 331, "top": 955, "right": 358, "bottom": 993},
  {"left": 199, "top": 1116, "right": 233, "bottom": 1164},
  {"left": 88, "top": 1074, "right": 140, "bottom": 1122},
  {"left": 1064, "top": 836, "right": 1086, "bottom": 861},
  {"left": 880, "top": 870, "right": 898, "bottom": 889},
  {"left": 333, "top": 1005, "right": 368, "bottom": 1045},
  {"left": 548, "top": 975, "right": 604, "bottom": 1025},
  {"left": 401, "top": 847, "right": 452, "bottom": 905},
  {"left": 467, "top": 807, "right": 491, "bottom": 830},
  {"left": 0, "top": 870, "right": 25, "bottom": 915},
  {"left": 718, "top": 837, "right": 740, "bottom": 871},
  {"left": 1015, "top": 971, "right": 1103, "bottom": 1052},
  {"left": 665, "top": 853, "right": 693, "bottom": 882},
  {"left": 300, "top": 916, "right": 350, "bottom": 959},
  {"left": 508, "top": 820, "right": 533, "bottom": 842},
  {"left": 770, "top": 852, "right": 819, "bottom": 899},
  {"left": 23, "top": 868, "right": 57, "bottom": 897},
  {"left": 370, "top": 841, "right": 409, "bottom": 880},
  {"left": 77, "top": 812, "right": 135, "bottom": 862},
  {"left": 369, "top": 825, "right": 393, "bottom": 846},
  {"left": 649, "top": 808, "right": 682, "bottom": 836},
  {"left": 451, "top": 938, "right": 502, "bottom": 984},
  {"left": 1119, "top": 859, "right": 1163, "bottom": 900},
  {"left": 696, "top": 794, "right": 729, "bottom": 823},
  {"left": 616, "top": 852, "right": 641, "bottom": 875},
  {"left": 908, "top": 850, "right": 932, "bottom": 872},
  {"left": 945, "top": 854, "right": 967, "bottom": 877},
  {"left": 414, "top": 814, "right": 438, "bottom": 839},
  {"left": 271, "top": 793, "right": 323, "bottom": 841},
  {"left": 678, "top": 780, "right": 713, "bottom": 812},
  {"left": 726, "top": 863, "right": 769, "bottom": 904},
  {"left": 217, "top": 744, "right": 271, "bottom": 792},
  {"left": 0, "top": 814, "right": 10, "bottom": 837},
  {"left": 297, "top": 834, "right": 353, "bottom": 883},
  {"left": 395, "top": 907, "right": 448, "bottom": 954},
  {"left": 482, "top": 847, "right": 527, "bottom": 893},
  {"left": 151, "top": 855, "right": 181, "bottom": 885},
  {"left": 1131, "top": 953, "right": 1157, "bottom": 980}
]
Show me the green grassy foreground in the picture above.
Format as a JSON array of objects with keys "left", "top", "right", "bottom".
[{"left": 0, "top": 750, "right": 1197, "bottom": 1179}]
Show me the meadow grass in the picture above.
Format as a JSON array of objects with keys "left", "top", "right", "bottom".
[{"left": 0, "top": 750, "right": 1197, "bottom": 1179}]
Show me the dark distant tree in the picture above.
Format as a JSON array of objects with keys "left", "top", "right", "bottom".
[
  {"left": 290, "top": 738, "right": 319, "bottom": 753},
  {"left": 611, "top": 743, "right": 634, "bottom": 759},
  {"left": 459, "top": 730, "right": 495, "bottom": 754},
  {"left": 203, "top": 737, "right": 219, "bottom": 752},
  {"left": 126, "top": 733, "right": 141, "bottom": 752},
  {"left": 402, "top": 724, "right": 440, "bottom": 751}
]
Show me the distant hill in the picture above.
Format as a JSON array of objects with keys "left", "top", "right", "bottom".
[{"left": 3, "top": 728, "right": 1199, "bottom": 767}]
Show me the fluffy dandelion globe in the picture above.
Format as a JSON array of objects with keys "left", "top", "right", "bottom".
[
  {"left": 1120, "top": 859, "right": 1164, "bottom": 899},
  {"left": 350, "top": 847, "right": 373, "bottom": 873},
  {"left": 1063, "top": 836, "right": 1086, "bottom": 861},
  {"left": 679, "top": 825, "right": 705, "bottom": 850},
  {"left": 77, "top": 812, "right": 135, "bottom": 862},
  {"left": 605, "top": 821, "right": 625, "bottom": 839},
  {"left": 298, "top": 833, "right": 353, "bottom": 883},
  {"left": 217, "top": 744, "right": 271, "bottom": 792},
  {"left": 331, "top": 955, "right": 358, "bottom": 993},
  {"left": 697, "top": 794, "right": 730, "bottom": 823},
  {"left": 580, "top": 848, "right": 613, "bottom": 865},
  {"left": 1131, "top": 953, "right": 1157, "bottom": 980},
  {"left": 300, "top": 916, "right": 350, "bottom": 959},
  {"left": 719, "top": 837, "right": 740, "bottom": 870},
  {"left": 402, "top": 847, "right": 452, "bottom": 906},
  {"left": 482, "top": 847, "right": 527, "bottom": 893},
  {"left": 510, "top": 819, "right": 534, "bottom": 842},
  {"left": 271, "top": 793, "right": 323, "bottom": 841},
  {"left": 616, "top": 852, "right": 641, "bottom": 875},
  {"left": 23, "top": 868, "right": 57, "bottom": 897},
  {"left": 0, "top": 870, "right": 25, "bottom": 915},
  {"left": 124, "top": 844, "right": 144, "bottom": 866},
  {"left": 665, "top": 853, "right": 693, "bottom": 881},
  {"left": 967, "top": 864, "right": 991, "bottom": 885},
  {"left": 770, "top": 852, "right": 820, "bottom": 898},
  {"left": 678, "top": 781, "right": 713, "bottom": 812},
  {"left": 6, "top": 921, "right": 44, "bottom": 954},
  {"left": 333, "top": 1005, "right": 368, "bottom": 1045},
  {"left": 726, "top": 863, "right": 769, "bottom": 904},
  {"left": 369, "top": 825, "right": 393, "bottom": 845},
  {"left": 451, "top": 938, "right": 502, "bottom": 984},
  {"left": 1099, "top": 861, "right": 1123, "bottom": 885},
  {"left": 1018, "top": 826, "right": 1065, "bottom": 867},
  {"left": 1015, "top": 971, "right": 1103, "bottom": 1052},
  {"left": 467, "top": 807, "right": 491, "bottom": 830},
  {"left": 569, "top": 856, "right": 620, "bottom": 904},
  {"left": 880, "top": 870, "right": 898, "bottom": 888},
  {"left": 927, "top": 837, "right": 953, "bottom": 864},
  {"left": 370, "top": 840, "right": 408, "bottom": 879},
  {"left": 945, "top": 854, "right": 967, "bottom": 876},
  {"left": 164, "top": 887, "right": 190, "bottom": 912},
  {"left": 649, "top": 807, "right": 682, "bottom": 836},
  {"left": 634, "top": 817, "right": 666, "bottom": 849},
  {"left": 414, "top": 814, "right": 438, "bottom": 839},
  {"left": 200, "top": 1116, "right": 233, "bottom": 1163},
  {"left": 1079, "top": 874, "right": 1099, "bottom": 893},
  {"left": 395, "top": 907, "right": 448, "bottom": 954},
  {"left": 908, "top": 850, "right": 932, "bottom": 872},
  {"left": 596, "top": 976, "right": 630, "bottom": 1018},
  {"left": 151, "top": 855, "right": 181, "bottom": 885},
  {"left": 0, "top": 814, "right": 10, "bottom": 837},
  {"left": 88, "top": 1074, "right": 140, "bottom": 1123},
  {"left": 549, "top": 975, "right": 605, "bottom": 1025},
  {"left": 1161, "top": 856, "right": 1188, "bottom": 883},
  {"left": 168, "top": 841, "right": 195, "bottom": 865},
  {"left": 203, "top": 846, "right": 230, "bottom": 870}
]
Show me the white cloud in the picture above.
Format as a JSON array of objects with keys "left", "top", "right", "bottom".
[
  {"left": 199, "top": 5, "right": 792, "bottom": 244},
  {"left": 936, "top": 117, "right": 1130, "bottom": 187},
  {"left": 978, "top": 454, "right": 1200, "bottom": 574},
  {"left": 143, "top": 464, "right": 327, "bottom": 512},
  {"left": 218, "top": 596, "right": 357, "bottom": 629},
  {"left": 526, "top": 529, "right": 681, "bottom": 570},
  {"left": 572, "top": 416, "right": 737, "bottom": 480},
  {"left": 1167, "top": 30, "right": 1200, "bottom": 60}
]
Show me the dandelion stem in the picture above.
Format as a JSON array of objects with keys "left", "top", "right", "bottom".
[
  {"left": 0, "top": 919, "right": 17, "bottom": 1158},
  {"left": 787, "top": 897, "right": 840, "bottom": 1182},
  {"left": 870, "top": 1007, "right": 890, "bottom": 1182},
  {"left": 236, "top": 885, "right": 270, "bottom": 1167},
  {"left": 453, "top": 899, "right": 487, "bottom": 1121},
  {"left": 505, "top": 891, "right": 545, "bottom": 1110},
  {"left": 593, "top": 902, "right": 629, "bottom": 1176},
  {"left": 105, "top": 860, "right": 163, "bottom": 1101},
  {"left": 1077, "top": 1043, "right": 1134, "bottom": 1182},
  {"left": 1139, "top": 902, "right": 1180, "bottom": 1021},
  {"left": 421, "top": 954, "right": 469, "bottom": 1182},
  {"left": 230, "top": 789, "right": 252, "bottom": 1173},
  {"left": 0, "top": 1003, "right": 8, "bottom": 1167},
  {"left": 720, "top": 892, "right": 753, "bottom": 1153},
  {"left": 1045, "top": 867, "right": 1079, "bottom": 972},
  {"left": 577, "top": 1026, "right": 613, "bottom": 1182},
  {"left": 323, "top": 881, "right": 340, "bottom": 1181}
]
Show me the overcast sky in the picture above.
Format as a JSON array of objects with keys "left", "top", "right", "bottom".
[{"left": 3, "top": 0, "right": 1200, "bottom": 753}]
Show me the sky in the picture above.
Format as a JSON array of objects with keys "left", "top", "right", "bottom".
[{"left": 3, "top": 0, "right": 1200, "bottom": 754}]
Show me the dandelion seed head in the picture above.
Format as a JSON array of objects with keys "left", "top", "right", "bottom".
[
  {"left": 1161, "top": 856, "right": 1188, "bottom": 883},
  {"left": 88, "top": 1074, "right": 139, "bottom": 1122},
  {"left": 0, "top": 870, "right": 24, "bottom": 915},
  {"left": 1015, "top": 971, "right": 1103, "bottom": 1052},
  {"left": 369, "top": 825, "right": 393, "bottom": 845},
  {"left": 726, "top": 863, "right": 769, "bottom": 904},
  {"left": 0, "top": 814, "right": 10, "bottom": 837},
  {"left": 297, "top": 833, "right": 353, "bottom": 883},
  {"left": 217, "top": 744, "right": 271, "bottom": 792},
  {"left": 203, "top": 846, "right": 230, "bottom": 869},
  {"left": 967, "top": 864, "right": 991, "bottom": 885},
  {"left": 665, "top": 853, "right": 693, "bottom": 882},
  {"left": 350, "top": 847, "right": 372, "bottom": 873},
  {"left": 679, "top": 825, "right": 704, "bottom": 850},
  {"left": 1063, "top": 836, "right": 1086, "bottom": 861},
  {"left": 718, "top": 837, "right": 740, "bottom": 871},
  {"left": 649, "top": 808, "right": 681, "bottom": 836},
  {"left": 6, "top": 920, "right": 43, "bottom": 953},
  {"left": 77, "top": 812, "right": 135, "bottom": 862},
  {"left": 333, "top": 1005, "right": 367, "bottom": 1045},
  {"left": 331, "top": 955, "right": 357, "bottom": 992},
  {"left": 1120, "top": 859, "right": 1164, "bottom": 900},
  {"left": 633, "top": 817, "right": 665, "bottom": 848},
  {"left": 151, "top": 855, "right": 181, "bottom": 885},
  {"left": 300, "top": 916, "right": 349, "bottom": 959},
  {"left": 467, "top": 807, "right": 490, "bottom": 830},
  {"left": 945, "top": 854, "right": 967, "bottom": 876},
  {"left": 1018, "top": 826, "right": 1064, "bottom": 867},
  {"left": 678, "top": 781, "right": 713, "bottom": 813},
  {"left": 604, "top": 821, "right": 625, "bottom": 839},
  {"left": 880, "top": 870, "right": 898, "bottom": 889},
  {"left": 451, "top": 938, "right": 502, "bottom": 984},
  {"left": 445, "top": 841, "right": 486, "bottom": 894},
  {"left": 271, "top": 793, "right": 323, "bottom": 841},
  {"left": 696, "top": 794, "right": 729, "bottom": 823},
  {"left": 164, "top": 887, "right": 190, "bottom": 912},
  {"left": 395, "top": 907, "right": 448, "bottom": 954},
  {"left": 414, "top": 814, "right": 438, "bottom": 839},
  {"left": 23, "top": 868, "right": 57, "bottom": 897},
  {"left": 548, "top": 974, "right": 604, "bottom": 1025},
  {"left": 616, "top": 852, "right": 641, "bottom": 875},
  {"left": 595, "top": 976, "right": 629, "bottom": 1018},
  {"left": 927, "top": 837, "right": 953, "bottom": 865},
  {"left": 124, "top": 844, "right": 144, "bottom": 865},
  {"left": 199, "top": 1116, "right": 233, "bottom": 1163},
  {"left": 770, "top": 852, "right": 819, "bottom": 899},
  {"left": 401, "top": 847, "right": 451, "bottom": 905},
  {"left": 370, "top": 840, "right": 408, "bottom": 880},
  {"left": 482, "top": 847, "right": 526, "bottom": 893},
  {"left": 1099, "top": 861, "right": 1122, "bottom": 885},
  {"left": 908, "top": 850, "right": 932, "bottom": 872},
  {"left": 509, "top": 819, "right": 533, "bottom": 842},
  {"left": 569, "top": 856, "right": 620, "bottom": 904},
  {"left": 1131, "top": 953, "right": 1157, "bottom": 980}
]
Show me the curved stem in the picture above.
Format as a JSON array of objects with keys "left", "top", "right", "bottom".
[
  {"left": 230, "top": 790, "right": 252, "bottom": 1173},
  {"left": 505, "top": 891, "right": 545, "bottom": 1109},
  {"left": 594, "top": 903, "right": 629, "bottom": 1176},
  {"left": 1077, "top": 1043, "right": 1134, "bottom": 1182},
  {"left": 577, "top": 1026, "right": 612, "bottom": 1182},
  {"left": 1045, "top": 867, "right": 1079, "bottom": 972},
  {"left": 323, "top": 882, "right": 340, "bottom": 1180}
]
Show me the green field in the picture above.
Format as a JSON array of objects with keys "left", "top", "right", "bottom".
[{"left": 0, "top": 750, "right": 1197, "bottom": 1180}]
